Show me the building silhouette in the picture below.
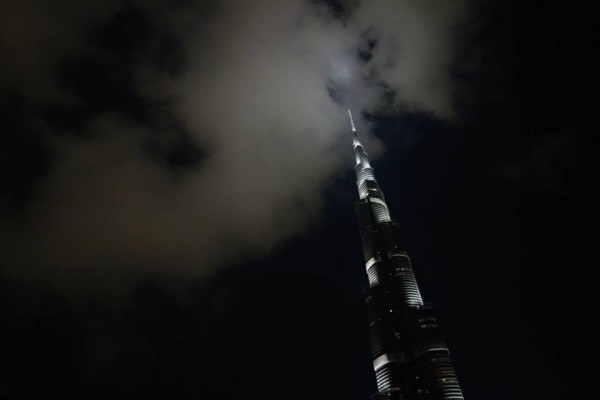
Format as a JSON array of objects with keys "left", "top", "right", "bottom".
[{"left": 348, "top": 110, "right": 464, "bottom": 400}]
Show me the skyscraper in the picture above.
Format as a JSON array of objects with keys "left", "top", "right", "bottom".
[{"left": 348, "top": 110, "right": 464, "bottom": 400}]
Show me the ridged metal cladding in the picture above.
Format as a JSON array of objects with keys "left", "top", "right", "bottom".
[
  {"left": 350, "top": 122, "right": 419, "bottom": 303},
  {"left": 349, "top": 110, "right": 464, "bottom": 399}
]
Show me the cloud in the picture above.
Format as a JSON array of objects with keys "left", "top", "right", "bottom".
[{"left": 0, "top": 0, "right": 471, "bottom": 287}]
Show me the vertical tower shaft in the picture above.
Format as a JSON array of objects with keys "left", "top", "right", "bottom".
[{"left": 348, "top": 110, "right": 464, "bottom": 400}]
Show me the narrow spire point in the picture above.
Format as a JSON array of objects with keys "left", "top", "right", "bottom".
[{"left": 347, "top": 109, "right": 356, "bottom": 131}]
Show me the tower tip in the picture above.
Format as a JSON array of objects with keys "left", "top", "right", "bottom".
[{"left": 347, "top": 109, "right": 356, "bottom": 131}]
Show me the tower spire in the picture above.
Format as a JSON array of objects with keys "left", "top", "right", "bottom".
[
  {"left": 348, "top": 109, "right": 357, "bottom": 132},
  {"left": 349, "top": 113, "right": 464, "bottom": 399}
]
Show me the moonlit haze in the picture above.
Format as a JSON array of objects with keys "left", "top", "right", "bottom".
[{"left": 1, "top": 0, "right": 469, "bottom": 288}]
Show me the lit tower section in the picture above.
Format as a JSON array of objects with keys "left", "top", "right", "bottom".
[{"left": 348, "top": 110, "right": 464, "bottom": 400}]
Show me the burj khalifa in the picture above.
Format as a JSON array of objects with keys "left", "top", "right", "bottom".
[{"left": 348, "top": 110, "right": 464, "bottom": 399}]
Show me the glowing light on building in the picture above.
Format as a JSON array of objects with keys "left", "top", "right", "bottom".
[{"left": 348, "top": 110, "right": 464, "bottom": 399}]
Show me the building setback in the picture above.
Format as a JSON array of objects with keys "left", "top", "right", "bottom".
[{"left": 348, "top": 110, "right": 464, "bottom": 400}]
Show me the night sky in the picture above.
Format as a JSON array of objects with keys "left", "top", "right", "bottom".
[{"left": 0, "top": 1, "right": 595, "bottom": 399}]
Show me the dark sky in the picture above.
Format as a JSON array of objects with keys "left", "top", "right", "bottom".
[{"left": 0, "top": 0, "right": 595, "bottom": 399}]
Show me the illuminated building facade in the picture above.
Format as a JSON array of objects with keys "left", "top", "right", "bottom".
[{"left": 348, "top": 110, "right": 464, "bottom": 399}]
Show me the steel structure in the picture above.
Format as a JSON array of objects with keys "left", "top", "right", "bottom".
[{"left": 349, "top": 110, "right": 464, "bottom": 400}]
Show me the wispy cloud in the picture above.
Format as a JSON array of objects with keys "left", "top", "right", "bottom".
[{"left": 0, "top": 0, "right": 471, "bottom": 287}]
